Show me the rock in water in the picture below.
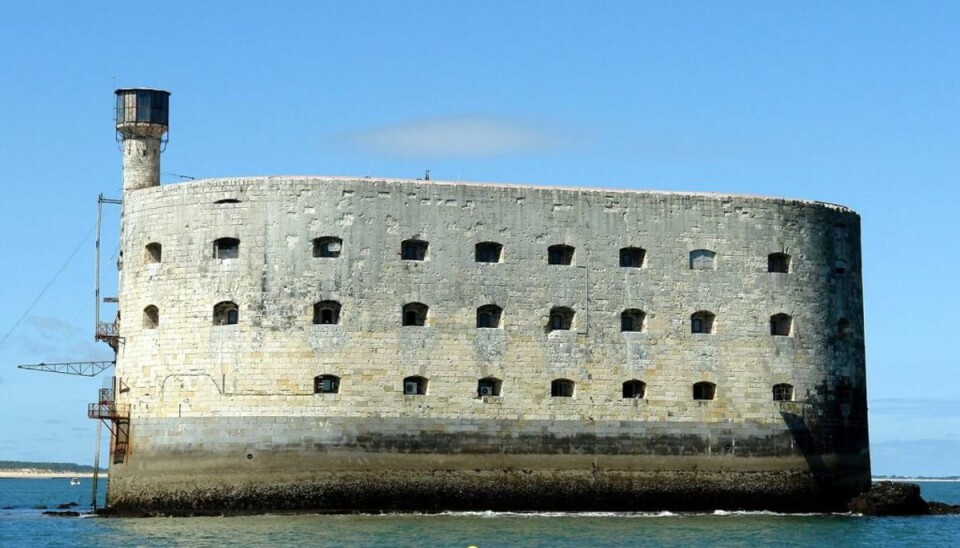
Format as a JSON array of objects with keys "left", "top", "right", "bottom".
[
  {"left": 848, "top": 482, "right": 929, "bottom": 516},
  {"left": 42, "top": 511, "right": 80, "bottom": 517},
  {"left": 928, "top": 501, "right": 960, "bottom": 515}
]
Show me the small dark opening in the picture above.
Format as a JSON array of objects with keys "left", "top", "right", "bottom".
[
  {"left": 476, "top": 305, "right": 502, "bottom": 329},
  {"left": 145, "top": 242, "right": 162, "bottom": 264},
  {"left": 622, "top": 380, "right": 646, "bottom": 399},
  {"left": 770, "top": 314, "right": 792, "bottom": 336},
  {"left": 551, "top": 379, "right": 575, "bottom": 397},
  {"left": 693, "top": 382, "right": 716, "bottom": 401},
  {"left": 837, "top": 318, "right": 851, "bottom": 339},
  {"left": 548, "top": 307, "right": 574, "bottom": 331},
  {"left": 475, "top": 242, "right": 503, "bottom": 263},
  {"left": 143, "top": 305, "right": 159, "bottom": 329},
  {"left": 401, "top": 239, "right": 428, "bottom": 261},
  {"left": 402, "top": 303, "right": 428, "bottom": 326},
  {"left": 768, "top": 253, "right": 790, "bottom": 273},
  {"left": 621, "top": 309, "right": 645, "bottom": 332},
  {"left": 691, "top": 311, "right": 714, "bottom": 334},
  {"left": 214, "top": 238, "right": 240, "bottom": 259},
  {"left": 619, "top": 247, "right": 646, "bottom": 268},
  {"left": 690, "top": 249, "right": 716, "bottom": 270},
  {"left": 214, "top": 301, "right": 239, "bottom": 326},
  {"left": 548, "top": 245, "right": 574, "bottom": 265},
  {"left": 314, "top": 375, "right": 341, "bottom": 394},
  {"left": 313, "top": 237, "right": 342, "bottom": 258},
  {"left": 313, "top": 301, "right": 341, "bottom": 325},
  {"left": 214, "top": 198, "right": 241, "bottom": 204},
  {"left": 403, "top": 376, "right": 428, "bottom": 395},
  {"left": 772, "top": 383, "right": 794, "bottom": 401},
  {"left": 477, "top": 377, "right": 502, "bottom": 397}
]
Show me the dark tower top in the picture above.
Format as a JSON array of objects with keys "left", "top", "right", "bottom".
[
  {"left": 116, "top": 88, "right": 170, "bottom": 191},
  {"left": 115, "top": 88, "right": 170, "bottom": 137}
]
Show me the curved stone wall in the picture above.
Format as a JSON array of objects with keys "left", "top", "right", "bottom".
[{"left": 108, "top": 176, "right": 869, "bottom": 513}]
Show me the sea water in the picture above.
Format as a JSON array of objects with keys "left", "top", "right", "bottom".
[{"left": 1, "top": 478, "right": 958, "bottom": 547}]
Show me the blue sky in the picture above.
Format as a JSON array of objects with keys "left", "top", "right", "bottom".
[{"left": 0, "top": 1, "right": 957, "bottom": 476}]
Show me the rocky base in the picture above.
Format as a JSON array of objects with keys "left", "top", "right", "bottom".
[
  {"left": 99, "top": 469, "right": 864, "bottom": 517},
  {"left": 848, "top": 481, "right": 960, "bottom": 516}
]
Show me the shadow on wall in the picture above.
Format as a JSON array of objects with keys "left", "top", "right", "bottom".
[
  {"left": 780, "top": 388, "right": 870, "bottom": 501},
  {"left": 780, "top": 410, "right": 831, "bottom": 488}
]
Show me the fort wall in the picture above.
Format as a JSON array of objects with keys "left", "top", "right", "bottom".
[{"left": 107, "top": 176, "right": 869, "bottom": 513}]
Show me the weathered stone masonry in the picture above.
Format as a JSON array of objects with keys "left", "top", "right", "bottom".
[{"left": 106, "top": 174, "right": 870, "bottom": 513}]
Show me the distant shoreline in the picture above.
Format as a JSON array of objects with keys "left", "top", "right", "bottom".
[
  {"left": 0, "top": 470, "right": 104, "bottom": 479},
  {"left": 874, "top": 477, "right": 960, "bottom": 483}
]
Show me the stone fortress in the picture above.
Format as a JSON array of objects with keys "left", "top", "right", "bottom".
[{"left": 102, "top": 89, "right": 869, "bottom": 514}]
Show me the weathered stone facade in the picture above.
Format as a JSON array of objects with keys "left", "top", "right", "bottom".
[{"left": 104, "top": 175, "right": 869, "bottom": 513}]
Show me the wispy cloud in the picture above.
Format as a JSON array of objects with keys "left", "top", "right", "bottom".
[
  {"left": 7, "top": 315, "right": 112, "bottom": 363},
  {"left": 329, "top": 115, "right": 571, "bottom": 158},
  {"left": 24, "top": 315, "right": 83, "bottom": 337},
  {"left": 871, "top": 398, "right": 960, "bottom": 417}
]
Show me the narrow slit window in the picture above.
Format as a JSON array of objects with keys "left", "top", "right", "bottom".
[
  {"left": 145, "top": 242, "right": 162, "bottom": 264},
  {"left": 622, "top": 380, "right": 646, "bottom": 399},
  {"left": 213, "top": 237, "right": 240, "bottom": 259},
  {"left": 619, "top": 247, "right": 646, "bottom": 268},
  {"left": 691, "top": 311, "right": 715, "bottom": 334},
  {"left": 475, "top": 242, "right": 503, "bottom": 263},
  {"left": 403, "top": 375, "right": 428, "bottom": 396},
  {"left": 402, "top": 302, "right": 428, "bottom": 326},
  {"left": 551, "top": 378, "right": 575, "bottom": 397},
  {"left": 693, "top": 381, "right": 716, "bottom": 401},
  {"left": 621, "top": 309, "right": 646, "bottom": 332},
  {"left": 401, "top": 239, "right": 428, "bottom": 261},
  {"left": 213, "top": 301, "right": 239, "bottom": 326},
  {"left": 548, "top": 244, "right": 574, "bottom": 265},
  {"left": 313, "top": 237, "right": 342, "bottom": 258},
  {"left": 548, "top": 307, "right": 574, "bottom": 331},
  {"left": 772, "top": 383, "right": 794, "bottom": 402},
  {"left": 313, "top": 301, "right": 342, "bottom": 325},
  {"left": 768, "top": 253, "right": 790, "bottom": 273},
  {"left": 314, "top": 375, "right": 340, "bottom": 394},
  {"left": 477, "top": 377, "right": 502, "bottom": 397},
  {"left": 143, "top": 305, "right": 159, "bottom": 329},
  {"left": 834, "top": 259, "right": 848, "bottom": 274},
  {"left": 690, "top": 249, "right": 716, "bottom": 270},
  {"left": 476, "top": 304, "right": 503, "bottom": 329},
  {"left": 770, "top": 313, "right": 792, "bottom": 336}
]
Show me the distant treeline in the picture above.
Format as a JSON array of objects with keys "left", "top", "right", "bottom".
[{"left": 0, "top": 460, "right": 106, "bottom": 473}]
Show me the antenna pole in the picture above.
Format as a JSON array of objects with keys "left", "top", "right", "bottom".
[{"left": 95, "top": 194, "right": 102, "bottom": 339}]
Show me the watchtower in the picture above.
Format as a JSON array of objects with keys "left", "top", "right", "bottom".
[{"left": 115, "top": 88, "right": 170, "bottom": 191}]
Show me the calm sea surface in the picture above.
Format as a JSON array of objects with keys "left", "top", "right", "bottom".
[{"left": 1, "top": 478, "right": 958, "bottom": 547}]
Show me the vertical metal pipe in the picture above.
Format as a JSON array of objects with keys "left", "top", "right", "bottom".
[{"left": 91, "top": 419, "right": 102, "bottom": 511}]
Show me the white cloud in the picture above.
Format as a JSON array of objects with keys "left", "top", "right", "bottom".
[{"left": 330, "top": 115, "right": 568, "bottom": 158}]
